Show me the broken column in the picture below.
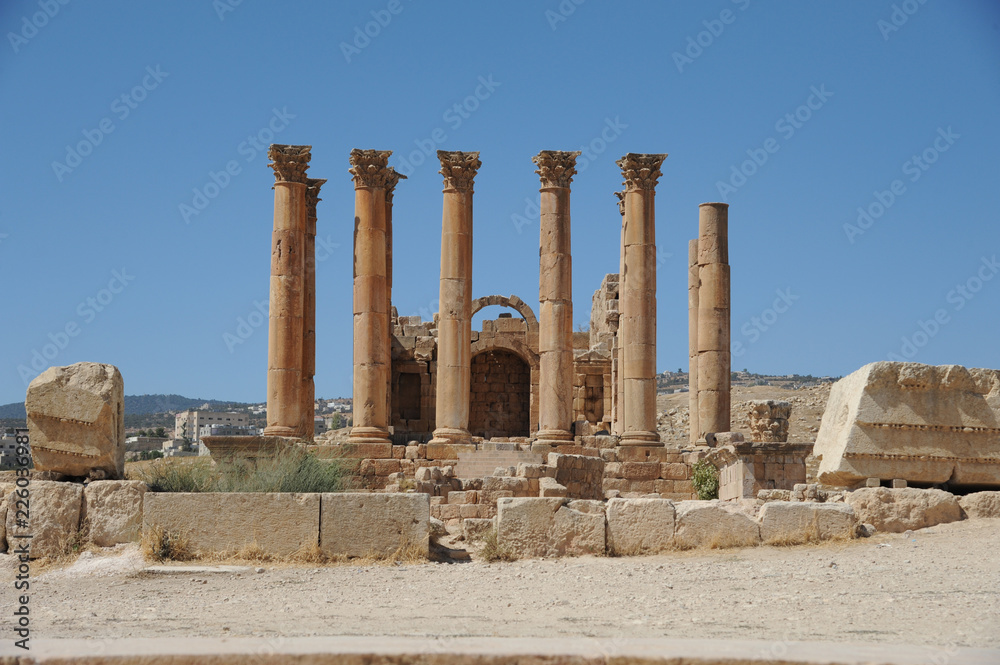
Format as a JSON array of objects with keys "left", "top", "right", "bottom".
[
  {"left": 348, "top": 149, "right": 393, "bottom": 446},
  {"left": 299, "top": 177, "right": 326, "bottom": 442},
  {"left": 430, "top": 151, "right": 481, "bottom": 446},
  {"left": 533, "top": 150, "right": 580, "bottom": 443},
  {"left": 688, "top": 238, "right": 700, "bottom": 445},
  {"left": 696, "top": 202, "right": 731, "bottom": 439},
  {"left": 264, "top": 144, "right": 310, "bottom": 438},
  {"left": 616, "top": 153, "right": 668, "bottom": 445}
]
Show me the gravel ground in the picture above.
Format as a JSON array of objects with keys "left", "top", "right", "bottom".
[{"left": 5, "top": 518, "right": 998, "bottom": 649}]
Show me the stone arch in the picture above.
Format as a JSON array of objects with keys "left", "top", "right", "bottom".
[{"left": 471, "top": 294, "right": 538, "bottom": 333}]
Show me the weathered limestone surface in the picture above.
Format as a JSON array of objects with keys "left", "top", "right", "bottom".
[
  {"left": 264, "top": 144, "right": 310, "bottom": 438},
  {"left": 606, "top": 497, "right": 675, "bottom": 554},
  {"left": 758, "top": 501, "right": 856, "bottom": 544},
  {"left": 673, "top": 500, "right": 760, "bottom": 550},
  {"left": 300, "top": 177, "right": 327, "bottom": 442},
  {"left": 143, "top": 493, "right": 319, "bottom": 556},
  {"left": 27, "top": 363, "right": 125, "bottom": 479},
  {"left": 616, "top": 153, "right": 667, "bottom": 445},
  {"left": 844, "top": 487, "right": 963, "bottom": 533},
  {"left": 696, "top": 202, "right": 731, "bottom": 439},
  {"left": 497, "top": 497, "right": 605, "bottom": 558},
  {"left": 534, "top": 150, "right": 580, "bottom": 443},
  {"left": 959, "top": 491, "right": 1000, "bottom": 519},
  {"left": 815, "top": 362, "right": 1000, "bottom": 487},
  {"left": 747, "top": 400, "right": 790, "bottom": 443},
  {"left": 320, "top": 493, "right": 429, "bottom": 558},
  {"left": 688, "top": 238, "right": 700, "bottom": 444},
  {"left": 0, "top": 483, "right": 12, "bottom": 553},
  {"left": 5, "top": 480, "right": 83, "bottom": 558},
  {"left": 82, "top": 480, "right": 147, "bottom": 547}
]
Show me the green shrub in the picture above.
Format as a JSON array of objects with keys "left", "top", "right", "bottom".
[
  {"left": 691, "top": 459, "right": 720, "bottom": 500},
  {"left": 138, "top": 447, "right": 349, "bottom": 493}
]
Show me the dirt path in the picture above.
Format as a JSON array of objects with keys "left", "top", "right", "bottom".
[{"left": 7, "top": 518, "right": 998, "bottom": 649}]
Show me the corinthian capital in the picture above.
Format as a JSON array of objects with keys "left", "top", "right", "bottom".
[
  {"left": 438, "top": 151, "right": 481, "bottom": 192},
  {"left": 348, "top": 149, "right": 394, "bottom": 189},
  {"left": 305, "top": 178, "right": 327, "bottom": 220},
  {"left": 616, "top": 153, "right": 668, "bottom": 192},
  {"left": 533, "top": 150, "right": 581, "bottom": 189},
  {"left": 384, "top": 168, "right": 407, "bottom": 204},
  {"left": 268, "top": 144, "right": 311, "bottom": 184}
]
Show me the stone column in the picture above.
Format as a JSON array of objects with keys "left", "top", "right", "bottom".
[
  {"left": 533, "top": 150, "right": 580, "bottom": 443},
  {"left": 688, "top": 238, "right": 700, "bottom": 445},
  {"left": 616, "top": 153, "right": 667, "bottom": 445},
  {"left": 383, "top": 169, "right": 404, "bottom": 435},
  {"left": 612, "top": 191, "right": 626, "bottom": 437},
  {"left": 430, "top": 151, "right": 481, "bottom": 446},
  {"left": 264, "top": 145, "right": 310, "bottom": 438},
  {"left": 348, "top": 149, "right": 393, "bottom": 445},
  {"left": 697, "top": 202, "right": 731, "bottom": 439},
  {"left": 299, "top": 177, "right": 326, "bottom": 442}
]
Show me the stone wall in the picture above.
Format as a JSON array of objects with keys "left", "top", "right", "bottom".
[
  {"left": 470, "top": 349, "right": 531, "bottom": 438},
  {"left": 713, "top": 442, "right": 812, "bottom": 501}
]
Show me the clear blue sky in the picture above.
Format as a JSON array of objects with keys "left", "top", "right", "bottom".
[{"left": 2, "top": 1, "right": 999, "bottom": 405}]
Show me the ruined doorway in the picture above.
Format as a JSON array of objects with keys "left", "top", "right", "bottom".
[{"left": 469, "top": 349, "right": 530, "bottom": 439}]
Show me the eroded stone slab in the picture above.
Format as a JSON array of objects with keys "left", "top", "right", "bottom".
[
  {"left": 5, "top": 480, "right": 83, "bottom": 558},
  {"left": 497, "top": 497, "right": 605, "bottom": 558},
  {"left": 844, "top": 487, "right": 963, "bottom": 533},
  {"left": 758, "top": 501, "right": 856, "bottom": 545},
  {"left": 606, "top": 498, "right": 675, "bottom": 554},
  {"left": 143, "top": 493, "right": 318, "bottom": 557},
  {"left": 959, "top": 491, "right": 1000, "bottom": 519},
  {"left": 674, "top": 500, "right": 760, "bottom": 550},
  {"left": 320, "top": 493, "right": 429, "bottom": 558},
  {"left": 27, "top": 362, "right": 125, "bottom": 479},
  {"left": 815, "top": 362, "right": 1000, "bottom": 487},
  {"left": 82, "top": 480, "right": 147, "bottom": 547}
]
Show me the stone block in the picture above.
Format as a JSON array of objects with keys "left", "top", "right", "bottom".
[
  {"left": 673, "top": 500, "right": 760, "bottom": 550},
  {"left": 497, "top": 497, "right": 605, "bottom": 558},
  {"left": 959, "top": 491, "right": 1000, "bottom": 519},
  {"left": 463, "top": 518, "right": 493, "bottom": 542},
  {"left": 340, "top": 442, "right": 392, "bottom": 459},
  {"left": 321, "top": 493, "right": 429, "bottom": 558},
  {"left": 622, "top": 462, "right": 660, "bottom": 481},
  {"left": 815, "top": 362, "right": 1000, "bottom": 487},
  {"left": 5, "top": 480, "right": 83, "bottom": 558},
  {"left": 660, "top": 463, "right": 689, "bottom": 480},
  {"left": 844, "top": 487, "right": 963, "bottom": 533},
  {"left": 606, "top": 498, "right": 676, "bottom": 555},
  {"left": 758, "top": 501, "right": 856, "bottom": 545},
  {"left": 82, "top": 480, "right": 146, "bottom": 547},
  {"left": 426, "top": 442, "right": 476, "bottom": 460},
  {"left": 374, "top": 459, "right": 401, "bottom": 476},
  {"left": 26, "top": 363, "right": 125, "bottom": 479},
  {"left": 143, "top": 493, "right": 318, "bottom": 557}
]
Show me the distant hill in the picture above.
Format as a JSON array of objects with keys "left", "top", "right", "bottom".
[{"left": 0, "top": 394, "right": 257, "bottom": 420}]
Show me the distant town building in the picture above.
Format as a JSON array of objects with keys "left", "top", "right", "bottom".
[
  {"left": 125, "top": 436, "right": 169, "bottom": 452},
  {"left": 174, "top": 410, "right": 249, "bottom": 443},
  {"left": 197, "top": 423, "right": 258, "bottom": 439},
  {"left": 0, "top": 428, "right": 29, "bottom": 469},
  {"left": 162, "top": 439, "right": 197, "bottom": 457}
]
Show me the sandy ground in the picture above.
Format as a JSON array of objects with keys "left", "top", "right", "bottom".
[{"left": 6, "top": 518, "right": 998, "bottom": 649}]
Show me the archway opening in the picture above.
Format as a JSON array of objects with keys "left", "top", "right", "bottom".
[{"left": 469, "top": 349, "right": 530, "bottom": 439}]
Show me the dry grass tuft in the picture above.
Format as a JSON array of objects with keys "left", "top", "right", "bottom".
[
  {"left": 141, "top": 524, "right": 193, "bottom": 562},
  {"left": 479, "top": 528, "right": 517, "bottom": 562}
]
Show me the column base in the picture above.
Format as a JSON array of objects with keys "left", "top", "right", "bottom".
[
  {"left": 534, "top": 429, "right": 573, "bottom": 443},
  {"left": 263, "top": 426, "right": 299, "bottom": 438},
  {"left": 428, "top": 427, "right": 473, "bottom": 446},
  {"left": 348, "top": 426, "right": 391, "bottom": 445},
  {"left": 619, "top": 430, "right": 662, "bottom": 446}
]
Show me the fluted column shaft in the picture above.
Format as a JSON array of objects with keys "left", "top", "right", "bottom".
[
  {"left": 533, "top": 151, "right": 580, "bottom": 442},
  {"left": 349, "top": 149, "right": 393, "bottom": 445},
  {"left": 688, "top": 238, "right": 700, "bottom": 444},
  {"left": 299, "top": 178, "right": 326, "bottom": 442},
  {"left": 697, "top": 202, "right": 731, "bottom": 438},
  {"left": 617, "top": 153, "right": 667, "bottom": 445},
  {"left": 264, "top": 144, "right": 310, "bottom": 438},
  {"left": 431, "top": 151, "right": 481, "bottom": 445}
]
